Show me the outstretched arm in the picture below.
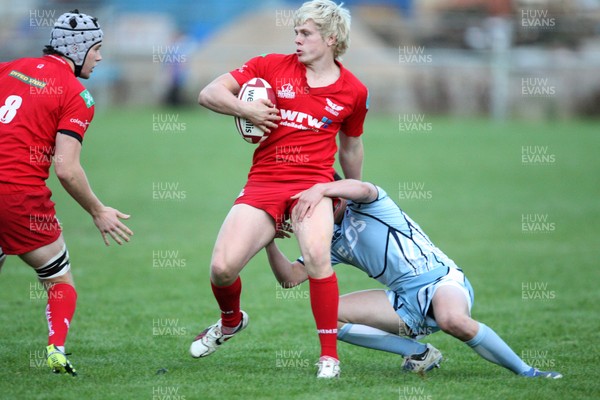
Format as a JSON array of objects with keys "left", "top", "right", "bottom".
[
  {"left": 265, "top": 240, "right": 309, "bottom": 288},
  {"left": 54, "top": 133, "right": 133, "bottom": 246},
  {"left": 198, "top": 73, "right": 280, "bottom": 133}
]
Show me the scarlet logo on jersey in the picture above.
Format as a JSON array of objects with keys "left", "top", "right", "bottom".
[
  {"left": 325, "top": 98, "right": 344, "bottom": 116},
  {"left": 277, "top": 83, "right": 295, "bottom": 99}
]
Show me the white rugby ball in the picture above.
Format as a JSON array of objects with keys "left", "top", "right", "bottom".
[{"left": 234, "top": 78, "right": 277, "bottom": 144}]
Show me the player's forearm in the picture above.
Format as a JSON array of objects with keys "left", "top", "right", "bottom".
[
  {"left": 56, "top": 164, "right": 104, "bottom": 217},
  {"left": 198, "top": 82, "right": 244, "bottom": 118},
  {"left": 265, "top": 241, "right": 308, "bottom": 287},
  {"left": 319, "top": 180, "right": 375, "bottom": 203}
]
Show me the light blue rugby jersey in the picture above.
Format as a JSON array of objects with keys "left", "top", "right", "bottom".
[{"left": 330, "top": 186, "right": 459, "bottom": 292}]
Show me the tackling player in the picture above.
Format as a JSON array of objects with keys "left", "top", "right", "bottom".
[
  {"left": 0, "top": 10, "right": 133, "bottom": 376},
  {"left": 265, "top": 178, "right": 562, "bottom": 379},
  {"left": 191, "top": 0, "right": 368, "bottom": 378}
]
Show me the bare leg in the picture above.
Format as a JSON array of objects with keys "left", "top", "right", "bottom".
[
  {"left": 431, "top": 285, "right": 478, "bottom": 341},
  {"left": 338, "top": 289, "right": 406, "bottom": 333},
  {"left": 190, "top": 204, "right": 277, "bottom": 358},
  {"left": 210, "top": 204, "right": 276, "bottom": 329},
  {"left": 210, "top": 204, "right": 276, "bottom": 286},
  {"left": 293, "top": 198, "right": 339, "bottom": 360},
  {"left": 337, "top": 289, "right": 427, "bottom": 357},
  {"left": 292, "top": 197, "right": 333, "bottom": 279}
]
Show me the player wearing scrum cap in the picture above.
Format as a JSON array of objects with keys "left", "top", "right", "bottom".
[
  {"left": 192, "top": 0, "right": 368, "bottom": 378},
  {"left": 0, "top": 9, "right": 133, "bottom": 376}
]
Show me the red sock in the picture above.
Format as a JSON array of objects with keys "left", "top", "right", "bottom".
[
  {"left": 309, "top": 272, "right": 339, "bottom": 360},
  {"left": 46, "top": 283, "right": 77, "bottom": 347},
  {"left": 211, "top": 276, "right": 242, "bottom": 328}
]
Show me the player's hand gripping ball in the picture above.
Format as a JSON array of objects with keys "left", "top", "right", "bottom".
[{"left": 234, "top": 78, "right": 277, "bottom": 144}]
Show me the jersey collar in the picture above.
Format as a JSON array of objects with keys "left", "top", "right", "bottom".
[
  {"left": 44, "top": 55, "right": 75, "bottom": 74},
  {"left": 299, "top": 59, "right": 345, "bottom": 95}
]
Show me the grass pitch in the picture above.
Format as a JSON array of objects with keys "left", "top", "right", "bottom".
[{"left": 0, "top": 108, "right": 598, "bottom": 399}]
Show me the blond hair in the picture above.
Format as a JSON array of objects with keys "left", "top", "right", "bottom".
[{"left": 294, "top": 0, "right": 351, "bottom": 59}]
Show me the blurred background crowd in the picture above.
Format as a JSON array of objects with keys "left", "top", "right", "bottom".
[{"left": 1, "top": 0, "right": 600, "bottom": 119}]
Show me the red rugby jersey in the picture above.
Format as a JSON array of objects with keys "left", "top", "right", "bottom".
[
  {"left": 230, "top": 53, "right": 369, "bottom": 184},
  {"left": 0, "top": 55, "right": 95, "bottom": 186}
]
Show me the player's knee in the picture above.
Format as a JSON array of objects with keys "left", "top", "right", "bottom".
[
  {"left": 436, "top": 313, "right": 472, "bottom": 338},
  {"left": 301, "top": 247, "right": 330, "bottom": 272},
  {"left": 210, "top": 259, "right": 238, "bottom": 285},
  {"left": 34, "top": 244, "right": 71, "bottom": 281}
]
